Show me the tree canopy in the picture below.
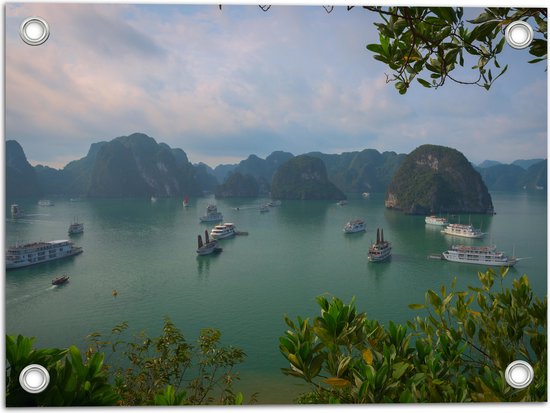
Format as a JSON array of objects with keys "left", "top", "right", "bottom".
[{"left": 363, "top": 6, "right": 547, "bottom": 93}]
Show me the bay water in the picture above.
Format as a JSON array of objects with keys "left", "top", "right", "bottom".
[{"left": 5, "top": 192, "right": 547, "bottom": 403}]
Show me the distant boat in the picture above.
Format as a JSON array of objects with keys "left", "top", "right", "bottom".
[
  {"left": 10, "top": 204, "right": 22, "bottom": 219},
  {"left": 68, "top": 219, "right": 84, "bottom": 235},
  {"left": 183, "top": 196, "right": 190, "bottom": 208},
  {"left": 442, "top": 245, "right": 517, "bottom": 267},
  {"left": 38, "top": 199, "right": 54, "bottom": 206},
  {"left": 150, "top": 196, "right": 157, "bottom": 202},
  {"left": 196, "top": 230, "right": 222, "bottom": 255},
  {"left": 425, "top": 215, "right": 449, "bottom": 226},
  {"left": 337, "top": 200, "right": 348, "bottom": 206},
  {"left": 200, "top": 205, "right": 223, "bottom": 222},
  {"left": 343, "top": 219, "right": 366, "bottom": 234},
  {"left": 441, "top": 223, "right": 485, "bottom": 239},
  {"left": 52, "top": 275, "right": 70, "bottom": 285},
  {"left": 267, "top": 200, "right": 281, "bottom": 207},
  {"left": 368, "top": 228, "right": 392, "bottom": 262},
  {"left": 259, "top": 204, "right": 270, "bottom": 213},
  {"left": 362, "top": 192, "right": 370, "bottom": 198}
]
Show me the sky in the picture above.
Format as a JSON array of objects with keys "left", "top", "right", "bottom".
[{"left": 4, "top": 2, "right": 548, "bottom": 169}]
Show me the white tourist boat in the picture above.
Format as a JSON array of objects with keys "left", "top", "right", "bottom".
[
  {"left": 200, "top": 205, "right": 223, "bottom": 222},
  {"left": 362, "top": 192, "right": 370, "bottom": 198},
  {"left": 10, "top": 204, "right": 22, "bottom": 219},
  {"left": 6, "top": 240, "right": 83, "bottom": 269},
  {"left": 441, "top": 223, "right": 485, "bottom": 239},
  {"left": 368, "top": 228, "right": 392, "bottom": 262},
  {"left": 68, "top": 220, "right": 84, "bottom": 235},
  {"left": 343, "top": 219, "right": 366, "bottom": 233},
  {"left": 210, "top": 223, "right": 236, "bottom": 240},
  {"left": 196, "top": 230, "right": 221, "bottom": 255},
  {"left": 259, "top": 204, "right": 270, "bottom": 213},
  {"left": 38, "top": 199, "right": 54, "bottom": 206},
  {"left": 336, "top": 200, "right": 348, "bottom": 206},
  {"left": 425, "top": 215, "right": 449, "bottom": 226},
  {"left": 442, "top": 245, "right": 517, "bottom": 267}
]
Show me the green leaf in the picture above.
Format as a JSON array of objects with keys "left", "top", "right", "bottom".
[{"left": 416, "top": 79, "right": 431, "bottom": 89}]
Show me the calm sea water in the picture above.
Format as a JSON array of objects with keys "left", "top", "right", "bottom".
[{"left": 5, "top": 192, "right": 547, "bottom": 403}]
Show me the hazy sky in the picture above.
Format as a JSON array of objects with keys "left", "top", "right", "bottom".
[{"left": 5, "top": 3, "right": 547, "bottom": 168}]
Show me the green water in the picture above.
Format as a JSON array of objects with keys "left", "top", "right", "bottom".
[{"left": 5, "top": 192, "right": 547, "bottom": 403}]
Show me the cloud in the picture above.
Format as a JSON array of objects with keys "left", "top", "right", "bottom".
[{"left": 4, "top": 4, "right": 547, "bottom": 168}]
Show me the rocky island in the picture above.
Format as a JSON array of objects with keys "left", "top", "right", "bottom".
[
  {"left": 215, "top": 172, "right": 260, "bottom": 198},
  {"left": 271, "top": 155, "right": 345, "bottom": 200},
  {"left": 385, "top": 144, "right": 494, "bottom": 214}
]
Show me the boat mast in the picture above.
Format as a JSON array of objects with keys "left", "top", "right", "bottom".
[
  {"left": 198, "top": 235, "right": 203, "bottom": 248},
  {"left": 376, "top": 228, "right": 380, "bottom": 244}
]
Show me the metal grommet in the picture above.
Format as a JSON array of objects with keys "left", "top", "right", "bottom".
[
  {"left": 19, "top": 364, "right": 50, "bottom": 394},
  {"left": 19, "top": 16, "right": 50, "bottom": 46},
  {"left": 505, "top": 360, "right": 534, "bottom": 389},
  {"left": 505, "top": 21, "right": 533, "bottom": 50}
]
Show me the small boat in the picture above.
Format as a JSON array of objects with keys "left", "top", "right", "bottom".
[
  {"left": 336, "top": 200, "right": 348, "bottom": 206},
  {"left": 362, "top": 192, "right": 370, "bottom": 198},
  {"left": 343, "top": 219, "right": 366, "bottom": 233},
  {"left": 183, "top": 196, "right": 190, "bottom": 208},
  {"left": 150, "top": 196, "right": 157, "bottom": 202},
  {"left": 425, "top": 215, "right": 449, "bottom": 226},
  {"left": 200, "top": 205, "right": 223, "bottom": 222},
  {"left": 441, "top": 223, "right": 485, "bottom": 239},
  {"left": 368, "top": 228, "right": 392, "bottom": 262},
  {"left": 68, "top": 219, "right": 84, "bottom": 235},
  {"left": 267, "top": 200, "right": 281, "bottom": 207},
  {"left": 52, "top": 275, "right": 70, "bottom": 285},
  {"left": 442, "top": 245, "right": 518, "bottom": 267},
  {"left": 259, "top": 204, "right": 270, "bottom": 213},
  {"left": 10, "top": 204, "right": 22, "bottom": 219},
  {"left": 196, "top": 230, "right": 222, "bottom": 255},
  {"left": 38, "top": 199, "right": 54, "bottom": 206},
  {"left": 210, "top": 223, "right": 236, "bottom": 240}
]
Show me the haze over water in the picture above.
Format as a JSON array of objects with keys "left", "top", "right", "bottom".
[{"left": 5, "top": 191, "right": 547, "bottom": 402}]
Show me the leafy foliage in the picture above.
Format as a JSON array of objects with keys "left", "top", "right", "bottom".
[
  {"left": 85, "top": 317, "right": 250, "bottom": 405},
  {"left": 279, "top": 269, "right": 547, "bottom": 403},
  {"left": 364, "top": 7, "right": 547, "bottom": 93},
  {"left": 6, "top": 335, "right": 118, "bottom": 406}
]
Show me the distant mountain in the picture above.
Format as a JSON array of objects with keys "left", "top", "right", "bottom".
[
  {"left": 523, "top": 159, "right": 547, "bottom": 190},
  {"left": 193, "top": 162, "right": 219, "bottom": 193},
  {"left": 477, "top": 160, "right": 501, "bottom": 169},
  {"left": 476, "top": 159, "right": 547, "bottom": 191},
  {"left": 512, "top": 158, "right": 545, "bottom": 170},
  {"left": 213, "top": 164, "right": 238, "bottom": 183},
  {"left": 476, "top": 164, "right": 526, "bottom": 191},
  {"left": 228, "top": 151, "right": 295, "bottom": 194},
  {"left": 271, "top": 155, "right": 345, "bottom": 200},
  {"left": 306, "top": 149, "right": 406, "bottom": 193},
  {"left": 215, "top": 172, "right": 259, "bottom": 198},
  {"left": 386, "top": 144, "right": 493, "bottom": 214},
  {"left": 6, "top": 140, "right": 41, "bottom": 198},
  {"left": 30, "top": 133, "right": 202, "bottom": 197}
]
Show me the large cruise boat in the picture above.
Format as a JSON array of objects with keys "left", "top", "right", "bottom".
[
  {"left": 368, "top": 228, "right": 392, "bottom": 262},
  {"left": 343, "top": 220, "right": 366, "bottom": 233},
  {"left": 200, "top": 205, "right": 223, "bottom": 223},
  {"left": 441, "top": 223, "right": 485, "bottom": 239},
  {"left": 210, "top": 223, "right": 236, "bottom": 240},
  {"left": 425, "top": 215, "right": 449, "bottom": 226},
  {"left": 442, "top": 245, "right": 517, "bottom": 267},
  {"left": 6, "top": 240, "right": 83, "bottom": 269}
]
